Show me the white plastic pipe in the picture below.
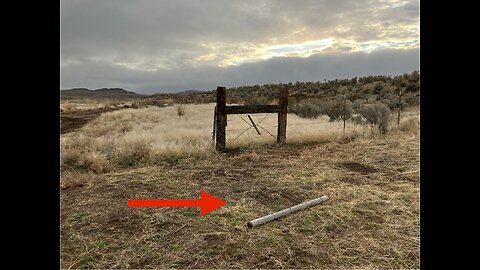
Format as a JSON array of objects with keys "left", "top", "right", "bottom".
[{"left": 247, "top": 195, "right": 329, "bottom": 228}]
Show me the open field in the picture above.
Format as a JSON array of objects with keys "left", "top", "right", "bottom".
[
  {"left": 60, "top": 103, "right": 419, "bottom": 268},
  {"left": 60, "top": 103, "right": 417, "bottom": 170}
]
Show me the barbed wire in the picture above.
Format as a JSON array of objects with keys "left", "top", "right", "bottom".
[
  {"left": 228, "top": 126, "right": 254, "bottom": 143},
  {"left": 257, "top": 113, "right": 273, "bottom": 125},
  {"left": 237, "top": 115, "right": 253, "bottom": 127},
  {"left": 216, "top": 110, "right": 358, "bottom": 145},
  {"left": 226, "top": 114, "right": 277, "bottom": 143},
  {"left": 224, "top": 113, "right": 334, "bottom": 144},
  {"left": 257, "top": 125, "right": 277, "bottom": 140}
]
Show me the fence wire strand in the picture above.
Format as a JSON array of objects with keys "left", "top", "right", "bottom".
[
  {"left": 221, "top": 112, "right": 327, "bottom": 145},
  {"left": 238, "top": 115, "right": 253, "bottom": 127},
  {"left": 228, "top": 126, "right": 254, "bottom": 143},
  {"left": 226, "top": 113, "right": 276, "bottom": 143},
  {"left": 258, "top": 125, "right": 277, "bottom": 140}
]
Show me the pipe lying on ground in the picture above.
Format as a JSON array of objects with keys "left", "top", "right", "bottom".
[{"left": 247, "top": 195, "right": 329, "bottom": 228}]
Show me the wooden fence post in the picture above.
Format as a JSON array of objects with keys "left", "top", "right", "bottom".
[
  {"left": 212, "top": 106, "right": 217, "bottom": 147},
  {"left": 397, "top": 89, "right": 403, "bottom": 126},
  {"left": 216, "top": 87, "right": 226, "bottom": 152},
  {"left": 277, "top": 87, "right": 288, "bottom": 144}
]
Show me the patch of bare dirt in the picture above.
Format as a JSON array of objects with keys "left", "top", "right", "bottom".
[
  {"left": 338, "top": 162, "right": 378, "bottom": 174},
  {"left": 60, "top": 107, "right": 122, "bottom": 134}
]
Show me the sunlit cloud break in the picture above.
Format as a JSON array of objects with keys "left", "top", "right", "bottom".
[
  {"left": 212, "top": 38, "right": 419, "bottom": 66},
  {"left": 264, "top": 38, "right": 335, "bottom": 58}
]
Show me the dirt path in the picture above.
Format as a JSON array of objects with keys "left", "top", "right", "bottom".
[{"left": 61, "top": 107, "right": 122, "bottom": 134}]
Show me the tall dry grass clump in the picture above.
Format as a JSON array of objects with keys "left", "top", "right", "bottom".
[
  {"left": 389, "top": 107, "right": 420, "bottom": 134},
  {"left": 176, "top": 104, "right": 186, "bottom": 116},
  {"left": 78, "top": 152, "right": 112, "bottom": 173},
  {"left": 61, "top": 136, "right": 113, "bottom": 174},
  {"left": 114, "top": 140, "right": 151, "bottom": 166},
  {"left": 60, "top": 171, "right": 105, "bottom": 188}
]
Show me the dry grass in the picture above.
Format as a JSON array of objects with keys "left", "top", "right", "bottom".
[
  {"left": 61, "top": 99, "right": 107, "bottom": 112},
  {"left": 176, "top": 104, "right": 186, "bottom": 116},
  {"left": 72, "top": 104, "right": 214, "bottom": 158},
  {"left": 60, "top": 171, "right": 106, "bottom": 189},
  {"left": 61, "top": 104, "right": 418, "bottom": 169},
  {"left": 61, "top": 128, "right": 419, "bottom": 268},
  {"left": 60, "top": 102, "right": 419, "bottom": 268},
  {"left": 227, "top": 113, "right": 372, "bottom": 147},
  {"left": 60, "top": 98, "right": 133, "bottom": 112}
]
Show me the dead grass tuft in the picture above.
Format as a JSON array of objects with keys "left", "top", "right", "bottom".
[
  {"left": 78, "top": 153, "right": 113, "bottom": 173},
  {"left": 114, "top": 140, "right": 151, "bottom": 166},
  {"left": 60, "top": 171, "right": 105, "bottom": 189},
  {"left": 61, "top": 147, "right": 82, "bottom": 165},
  {"left": 399, "top": 116, "right": 420, "bottom": 132},
  {"left": 176, "top": 104, "right": 186, "bottom": 116}
]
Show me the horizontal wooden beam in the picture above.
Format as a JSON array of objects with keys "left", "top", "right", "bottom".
[{"left": 226, "top": 105, "right": 281, "bottom": 114}]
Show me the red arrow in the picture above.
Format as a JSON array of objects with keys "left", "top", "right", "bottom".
[{"left": 128, "top": 190, "right": 227, "bottom": 216}]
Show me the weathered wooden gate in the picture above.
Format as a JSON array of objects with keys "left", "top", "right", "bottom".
[{"left": 213, "top": 86, "right": 289, "bottom": 152}]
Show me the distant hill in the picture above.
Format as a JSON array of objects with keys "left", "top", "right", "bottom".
[
  {"left": 174, "top": 90, "right": 202, "bottom": 95},
  {"left": 61, "top": 88, "right": 144, "bottom": 99}
]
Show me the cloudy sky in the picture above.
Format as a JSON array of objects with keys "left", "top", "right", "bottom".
[{"left": 60, "top": 0, "right": 419, "bottom": 94}]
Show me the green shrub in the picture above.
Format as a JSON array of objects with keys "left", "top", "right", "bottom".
[
  {"left": 243, "top": 96, "right": 270, "bottom": 105},
  {"left": 288, "top": 99, "right": 325, "bottom": 118},
  {"left": 324, "top": 95, "right": 353, "bottom": 122},
  {"left": 353, "top": 102, "right": 391, "bottom": 133}
]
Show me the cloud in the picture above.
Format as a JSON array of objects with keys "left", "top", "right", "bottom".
[
  {"left": 61, "top": 47, "right": 419, "bottom": 94},
  {"left": 60, "top": 0, "right": 419, "bottom": 93}
]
